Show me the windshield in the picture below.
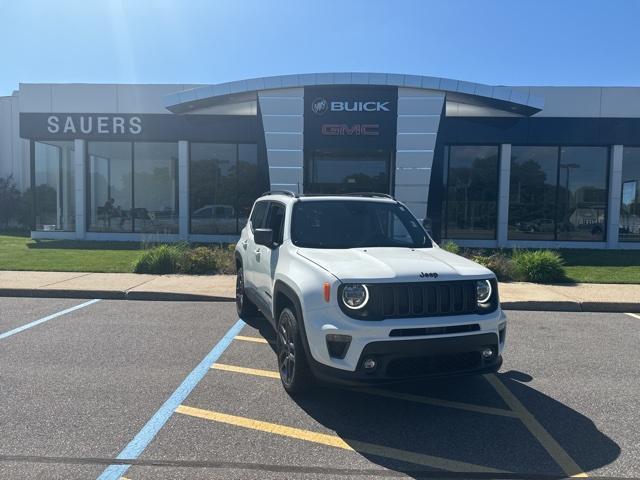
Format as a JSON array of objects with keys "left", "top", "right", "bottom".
[{"left": 291, "top": 200, "right": 432, "bottom": 249}]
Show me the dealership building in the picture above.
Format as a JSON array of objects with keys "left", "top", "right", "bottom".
[{"left": 1, "top": 72, "right": 639, "bottom": 248}]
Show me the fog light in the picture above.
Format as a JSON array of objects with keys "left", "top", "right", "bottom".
[
  {"left": 363, "top": 358, "right": 377, "bottom": 370},
  {"left": 481, "top": 348, "right": 494, "bottom": 359},
  {"left": 326, "top": 334, "right": 352, "bottom": 359}
]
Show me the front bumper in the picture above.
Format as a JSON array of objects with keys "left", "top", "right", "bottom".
[
  {"left": 307, "top": 332, "right": 502, "bottom": 386},
  {"left": 301, "top": 304, "right": 507, "bottom": 383}
]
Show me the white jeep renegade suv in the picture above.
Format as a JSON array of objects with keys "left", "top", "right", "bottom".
[{"left": 235, "top": 191, "right": 507, "bottom": 394}]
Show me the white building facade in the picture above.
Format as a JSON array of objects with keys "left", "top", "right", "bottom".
[{"left": 0, "top": 73, "right": 639, "bottom": 248}]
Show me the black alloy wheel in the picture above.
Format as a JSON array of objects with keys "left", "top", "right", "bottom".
[
  {"left": 236, "top": 266, "right": 258, "bottom": 318},
  {"left": 276, "top": 307, "right": 312, "bottom": 394}
]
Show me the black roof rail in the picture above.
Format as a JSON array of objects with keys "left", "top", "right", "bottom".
[
  {"left": 298, "top": 192, "right": 395, "bottom": 199},
  {"left": 260, "top": 190, "right": 299, "bottom": 198},
  {"left": 335, "top": 192, "right": 395, "bottom": 199}
]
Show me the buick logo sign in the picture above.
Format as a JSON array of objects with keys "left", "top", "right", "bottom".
[{"left": 311, "top": 97, "right": 328, "bottom": 116}]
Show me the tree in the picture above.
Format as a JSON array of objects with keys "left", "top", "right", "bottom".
[{"left": 0, "top": 175, "right": 21, "bottom": 228}]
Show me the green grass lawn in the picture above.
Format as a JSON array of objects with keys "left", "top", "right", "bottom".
[
  {"left": 1, "top": 231, "right": 639, "bottom": 282},
  {"left": 560, "top": 249, "right": 640, "bottom": 284},
  {"left": 0, "top": 232, "right": 144, "bottom": 273}
]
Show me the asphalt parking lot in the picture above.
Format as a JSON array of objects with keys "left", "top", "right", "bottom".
[{"left": 0, "top": 297, "right": 638, "bottom": 479}]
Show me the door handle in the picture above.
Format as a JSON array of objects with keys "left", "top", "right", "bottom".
[
  {"left": 242, "top": 240, "right": 248, "bottom": 250},
  {"left": 254, "top": 248, "right": 261, "bottom": 260}
]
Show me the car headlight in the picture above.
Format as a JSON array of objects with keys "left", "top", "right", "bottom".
[
  {"left": 476, "top": 280, "right": 492, "bottom": 304},
  {"left": 341, "top": 284, "right": 369, "bottom": 310}
]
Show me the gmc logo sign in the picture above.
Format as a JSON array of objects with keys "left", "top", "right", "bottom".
[{"left": 321, "top": 124, "right": 380, "bottom": 136}]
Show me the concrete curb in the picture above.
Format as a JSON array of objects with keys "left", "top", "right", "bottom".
[
  {"left": 0, "top": 289, "right": 637, "bottom": 312},
  {"left": 501, "top": 300, "right": 640, "bottom": 313}
]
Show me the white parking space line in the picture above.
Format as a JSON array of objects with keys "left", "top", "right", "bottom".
[
  {"left": 625, "top": 312, "right": 640, "bottom": 320},
  {"left": 0, "top": 299, "right": 101, "bottom": 341}
]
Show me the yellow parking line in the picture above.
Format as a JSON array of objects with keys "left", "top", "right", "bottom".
[
  {"left": 235, "top": 335, "right": 270, "bottom": 344},
  {"left": 625, "top": 312, "right": 640, "bottom": 320},
  {"left": 176, "top": 405, "right": 505, "bottom": 473},
  {"left": 483, "top": 374, "right": 587, "bottom": 478},
  {"left": 212, "top": 362, "right": 517, "bottom": 418},
  {"left": 212, "top": 363, "right": 280, "bottom": 379},
  {"left": 359, "top": 388, "right": 519, "bottom": 418}
]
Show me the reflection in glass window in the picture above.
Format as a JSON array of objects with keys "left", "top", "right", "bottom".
[
  {"left": 87, "top": 142, "right": 133, "bottom": 232},
  {"left": 620, "top": 147, "right": 640, "bottom": 242},
  {"left": 33, "top": 141, "right": 75, "bottom": 231},
  {"left": 189, "top": 143, "right": 263, "bottom": 235},
  {"left": 557, "top": 147, "right": 608, "bottom": 241},
  {"left": 305, "top": 151, "right": 390, "bottom": 194},
  {"left": 443, "top": 145, "right": 499, "bottom": 239},
  {"left": 237, "top": 144, "right": 263, "bottom": 230},
  {"left": 509, "top": 147, "right": 559, "bottom": 240},
  {"left": 133, "top": 143, "right": 179, "bottom": 234},
  {"left": 507, "top": 146, "right": 609, "bottom": 241}
]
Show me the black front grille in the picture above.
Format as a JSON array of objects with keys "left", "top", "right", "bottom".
[
  {"left": 386, "top": 351, "right": 481, "bottom": 378},
  {"left": 370, "top": 281, "right": 478, "bottom": 320}
]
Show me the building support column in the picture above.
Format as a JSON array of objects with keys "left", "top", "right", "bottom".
[
  {"left": 258, "top": 88, "right": 304, "bottom": 194},
  {"left": 178, "top": 140, "right": 189, "bottom": 240},
  {"left": 74, "top": 139, "right": 86, "bottom": 240},
  {"left": 496, "top": 144, "right": 511, "bottom": 248},
  {"left": 607, "top": 145, "right": 623, "bottom": 248},
  {"left": 394, "top": 88, "right": 445, "bottom": 222}
]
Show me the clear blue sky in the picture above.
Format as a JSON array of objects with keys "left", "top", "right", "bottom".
[{"left": 1, "top": 0, "right": 639, "bottom": 96}]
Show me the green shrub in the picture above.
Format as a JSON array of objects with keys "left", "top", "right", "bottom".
[
  {"left": 179, "top": 246, "right": 217, "bottom": 274},
  {"left": 211, "top": 244, "right": 236, "bottom": 274},
  {"left": 133, "top": 243, "right": 236, "bottom": 275},
  {"left": 471, "top": 252, "right": 514, "bottom": 281},
  {"left": 512, "top": 249, "right": 566, "bottom": 283},
  {"left": 440, "top": 240, "right": 460, "bottom": 255},
  {"left": 178, "top": 245, "right": 235, "bottom": 275},
  {"left": 133, "top": 244, "right": 184, "bottom": 274}
]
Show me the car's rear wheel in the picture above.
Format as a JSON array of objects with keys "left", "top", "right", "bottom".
[
  {"left": 277, "top": 307, "right": 312, "bottom": 395},
  {"left": 236, "top": 265, "right": 258, "bottom": 318}
]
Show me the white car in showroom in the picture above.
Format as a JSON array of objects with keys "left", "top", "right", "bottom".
[{"left": 235, "top": 191, "right": 507, "bottom": 394}]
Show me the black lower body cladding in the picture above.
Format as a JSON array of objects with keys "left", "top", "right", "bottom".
[{"left": 308, "top": 332, "right": 501, "bottom": 386}]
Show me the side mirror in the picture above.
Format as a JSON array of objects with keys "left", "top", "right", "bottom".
[{"left": 254, "top": 228, "right": 274, "bottom": 247}]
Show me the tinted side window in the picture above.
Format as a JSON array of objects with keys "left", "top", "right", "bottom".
[
  {"left": 249, "top": 201, "right": 268, "bottom": 231},
  {"left": 266, "top": 203, "right": 286, "bottom": 245}
]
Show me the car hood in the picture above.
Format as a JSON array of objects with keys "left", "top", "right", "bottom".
[{"left": 296, "top": 247, "right": 493, "bottom": 282}]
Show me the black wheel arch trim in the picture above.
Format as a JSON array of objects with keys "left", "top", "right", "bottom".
[{"left": 273, "top": 280, "right": 313, "bottom": 360}]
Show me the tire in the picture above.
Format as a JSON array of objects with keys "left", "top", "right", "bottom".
[
  {"left": 236, "top": 265, "right": 258, "bottom": 318},
  {"left": 276, "top": 307, "right": 313, "bottom": 395}
]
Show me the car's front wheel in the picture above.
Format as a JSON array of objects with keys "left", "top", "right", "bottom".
[
  {"left": 276, "top": 307, "right": 313, "bottom": 395},
  {"left": 236, "top": 265, "right": 258, "bottom": 318}
]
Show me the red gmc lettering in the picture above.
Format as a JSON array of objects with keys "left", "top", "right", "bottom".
[{"left": 320, "top": 124, "right": 380, "bottom": 136}]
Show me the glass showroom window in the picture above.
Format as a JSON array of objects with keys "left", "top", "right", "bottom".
[
  {"left": 508, "top": 146, "right": 608, "bottom": 242},
  {"left": 237, "top": 144, "right": 263, "bottom": 229},
  {"left": 620, "top": 147, "right": 640, "bottom": 242},
  {"left": 133, "top": 143, "right": 178, "bottom": 234},
  {"left": 556, "top": 147, "right": 608, "bottom": 242},
  {"left": 88, "top": 142, "right": 179, "bottom": 234},
  {"left": 190, "top": 143, "right": 263, "bottom": 235},
  {"left": 509, "top": 146, "right": 559, "bottom": 240},
  {"left": 33, "top": 141, "right": 75, "bottom": 231},
  {"left": 87, "top": 142, "right": 133, "bottom": 232},
  {"left": 442, "top": 145, "right": 499, "bottom": 239},
  {"left": 190, "top": 143, "right": 237, "bottom": 235}
]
